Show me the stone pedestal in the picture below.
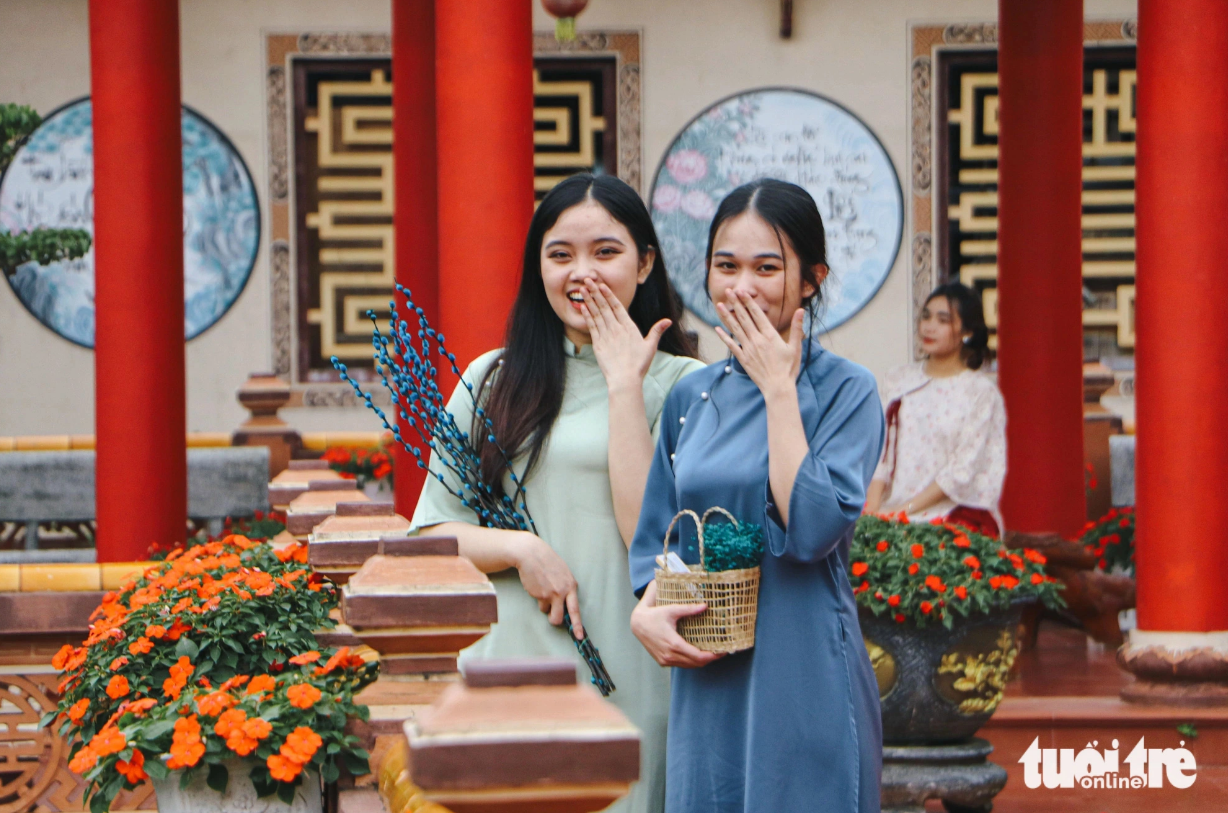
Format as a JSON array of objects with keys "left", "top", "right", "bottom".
[
  {"left": 232, "top": 372, "right": 303, "bottom": 478},
  {"left": 307, "top": 504, "right": 416, "bottom": 584},
  {"left": 881, "top": 738, "right": 1006, "bottom": 813},
  {"left": 1118, "top": 630, "right": 1228, "bottom": 706},
  {"left": 286, "top": 485, "right": 368, "bottom": 538},
  {"left": 269, "top": 459, "right": 343, "bottom": 509},
  {"left": 392, "top": 658, "right": 639, "bottom": 813}
]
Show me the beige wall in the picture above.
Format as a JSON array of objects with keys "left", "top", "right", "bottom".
[{"left": 0, "top": 0, "right": 1135, "bottom": 436}]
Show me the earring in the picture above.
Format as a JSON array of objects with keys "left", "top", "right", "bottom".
[{"left": 962, "top": 336, "right": 972, "bottom": 345}]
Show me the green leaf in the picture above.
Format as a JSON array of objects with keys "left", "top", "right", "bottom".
[
  {"left": 89, "top": 789, "right": 111, "bottom": 813},
  {"left": 143, "top": 719, "right": 176, "bottom": 740},
  {"left": 250, "top": 765, "right": 277, "bottom": 798},
  {"left": 321, "top": 760, "right": 340, "bottom": 783},
  {"left": 206, "top": 762, "right": 229, "bottom": 793},
  {"left": 343, "top": 750, "right": 370, "bottom": 775},
  {"left": 277, "top": 782, "right": 297, "bottom": 805},
  {"left": 180, "top": 767, "right": 195, "bottom": 790},
  {"left": 176, "top": 637, "right": 200, "bottom": 659},
  {"left": 145, "top": 759, "right": 170, "bottom": 781}
]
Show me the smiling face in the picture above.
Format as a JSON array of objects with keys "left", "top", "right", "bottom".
[
  {"left": 540, "top": 199, "right": 654, "bottom": 346},
  {"left": 706, "top": 211, "right": 822, "bottom": 336},
  {"left": 918, "top": 295, "right": 968, "bottom": 359}
]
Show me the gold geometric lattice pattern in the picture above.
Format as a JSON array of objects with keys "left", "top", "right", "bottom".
[
  {"left": 304, "top": 68, "right": 395, "bottom": 363},
  {"left": 294, "top": 58, "right": 618, "bottom": 376},
  {"left": 942, "top": 50, "right": 1137, "bottom": 353}
]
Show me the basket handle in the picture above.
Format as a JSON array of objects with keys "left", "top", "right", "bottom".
[
  {"left": 698, "top": 507, "right": 740, "bottom": 571},
  {"left": 662, "top": 509, "right": 703, "bottom": 559}
]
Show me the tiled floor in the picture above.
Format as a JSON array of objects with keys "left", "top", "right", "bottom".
[{"left": 971, "top": 622, "right": 1228, "bottom": 813}]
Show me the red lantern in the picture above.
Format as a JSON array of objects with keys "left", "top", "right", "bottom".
[{"left": 541, "top": 0, "right": 589, "bottom": 42}]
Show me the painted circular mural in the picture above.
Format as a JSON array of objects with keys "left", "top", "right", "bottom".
[
  {"left": 0, "top": 98, "right": 260, "bottom": 347},
  {"left": 649, "top": 88, "right": 903, "bottom": 330}
]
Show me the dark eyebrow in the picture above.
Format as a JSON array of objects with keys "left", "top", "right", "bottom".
[
  {"left": 544, "top": 240, "right": 572, "bottom": 249},
  {"left": 593, "top": 236, "right": 626, "bottom": 245},
  {"left": 713, "top": 250, "right": 736, "bottom": 257},
  {"left": 754, "top": 252, "right": 783, "bottom": 260}
]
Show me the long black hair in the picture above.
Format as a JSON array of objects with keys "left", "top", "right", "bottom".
[
  {"left": 704, "top": 178, "right": 828, "bottom": 328},
  {"left": 475, "top": 173, "right": 697, "bottom": 489},
  {"left": 924, "top": 281, "right": 990, "bottom": 370}
]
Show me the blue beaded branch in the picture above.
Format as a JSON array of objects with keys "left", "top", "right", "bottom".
[{"left": 330, "top": 284, "right": 615, "bottom": 696}]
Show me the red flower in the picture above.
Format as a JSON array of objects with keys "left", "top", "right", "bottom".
[
  {"left": 1119, "top": 518, "right": 1129, "bottom": 528},
  {"left": 289, "top": 651, "right": 321, "bottom": 665},
  {"left": 851, "top": 562, "right": 869, "bottom": 577},
  {"left": 887, "top": 595, "right": 901, "bottom": 607},
  {"left": 954, "top": 585, "right": 968, "bottom": 600},
  {"left": 910, "top": 543, "right": 924, "bottom": 559},
  {"left": 963, "top": 555, "right": 980, "bottom": 569},
  {"left": 908, "top": 563, "right": 920, "bottom": 575},
  {"left": 953, "top": 534, "right": 971, "bottom": 549},
  {"left": 924, "top": 575, "right": 947, "bottom": 594},
  {"left": 894, "top": 613, "right": 906, "bottom": 623},
  {"left": 1023, "top": 549, "right": 1047, "bottom": 564},
  {"left": 876, "top": 540, "right": 889, "bottom": 552},
  {"left": 1030, "top": 573, "right": 1044, "bottom": 585},
  {"left": 920, "top": 601, "right": 933, "bottom": 614}
]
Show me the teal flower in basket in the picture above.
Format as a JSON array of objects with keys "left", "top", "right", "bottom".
[{"left": 701, "top": 520, "right": 764, "bottom": 573}]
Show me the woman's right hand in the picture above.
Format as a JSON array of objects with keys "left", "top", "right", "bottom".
[
  {"left": 512, "top": 532, "right": 585, "bottom": 640},
  {"left": 630, "top": 581, "right": 723, "bottom": 668}
]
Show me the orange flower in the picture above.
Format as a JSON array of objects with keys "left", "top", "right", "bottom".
[
  {"left": 68, "top": 745, "right": 98, "bottom": 773},
  {"left": 1000, "top": 575, "right": 1019, "bottom": 589},
  {"left": 90, "top": 725, "right": 127, "bottom": 757},
  {"left": 289, "top": 651, "right": 321, "bottom": 665},
  {"left": 220, "top": 675, "right": 250, "bottom": 692},
  {"left": 226, "top": 732, "right": 259, "bottom": 756},
  {"left": 168, "top": 738, "right": 205, "bottom": 769},
  {"left": 267, "top": 753, "right": 303, "bottom": 782},
  {"left": 52, "top": 644, "right": 76, "bottom": 670},
  {"left": 109, "top": 656, "right": 129, "bottom": 671},
  {"left": 197, "top": 691, "right": 236, "bottom": 717},
  {"left": 924, "top": 575, "right": 947, "bottom": 594},
  {"left": 1030, "top": 573, "right": 1044, "bottom": 585},
  {"left": 952, "top": 534, "right": 971, "bottom": 548},
  {"left": 246, "top": 674, "right": 276, "bottom": 695},
  {"left": 67, "top": 698, "right": 90, "bottom": 723},
  {"left": 243, "top": 717, "right": 273, "bottom": 740},
  {"left": 851, "top": 562, "right": 869, "bottom": 577},
  {"left": 170, "top": 656, "right": 195, "bottom": 681},
  {"left": 920, "top": 600, "right": 933, "bottom": 614},
  {"left": 910, "top": 543, "right": 924, "bottom": 559},
  {"left": 281, "top": 726, "right": 323, "bottom": 765},
  {"left": 122, "top": 698, "right": 158, "bottom": 717},
  {"left": 214, "top": 708, "right": 248, "bottom": 738},
  {"left": 116, "top": 749, "right": 147, "bottom": 783},
  {"left": 106, "top": 675, "right": 130, "bottom": 700},
  {"left": 287, "top": 683, "right": 322, "bottom": 709},
  {"left": 146, "top": 624, "right": 167, "bottom": 639},
  {"left": 1023, "top": 548, "right": 1047, "bottom": 565},
  {"left": 887, "top": 595, "right": 900, "bottom": 607},
  {"left": 971, "top": 570, "right": 983, "bottom": 580},
  {"left": 989, "top": 575, "right": 1003, "bottom": 589},
  {"left": 907, "top": 563, "right": 919, "bottom": 575},
  {"left": 276, "top": 543, "right": 309, "bottom": 564},
  {"left": 128, "top": 637, "right": 154, "bottom": 656},
  {"left": 962, "top": 555, "right": 980, "bottom": 569},
  {"left": 876, "top": 540, "right": 889, "bottom": 552},
  {"left": 166, "top": 619, "right": 190, "bottom": 641},
  {"left": 954, "top": 585, "right": 968, "bottom": 600}
]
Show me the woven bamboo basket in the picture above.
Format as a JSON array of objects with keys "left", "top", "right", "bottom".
[{"left": 654, "top": 507, "right": 760, "bottom": 654}]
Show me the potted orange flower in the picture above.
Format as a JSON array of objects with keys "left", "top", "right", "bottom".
[
  {"left": 851, "top": 514, "right": 1063, "bottom": 744},
  {"left": 48, "top": 535, "right": 379, "bottom": 813}
]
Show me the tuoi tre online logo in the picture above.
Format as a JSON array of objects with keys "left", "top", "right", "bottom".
[{"left": 1019, "top": 737, "right": 1197, "bottom": 790}]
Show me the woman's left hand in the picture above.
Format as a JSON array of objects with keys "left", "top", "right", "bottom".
[
  {"left": 714, "top": 289, "right": 804, "bottom": 396},
  {"left": 581, "top": 278, "right": 670, "bottom": 392}
]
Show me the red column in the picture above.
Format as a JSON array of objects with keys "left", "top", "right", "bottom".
[
  {"left": 392, "top": 0, "right": 438, "bottom": 516},
  {"left": 434, "top": 0, "right": 535, "bottom": 370},
  {"left": 89, "top": 0, "right": 186, "bottom": 562},
  {"left": 995, "top": 0, "right": 1086, "bottom": 538},
  {"left": 1134, "top": 0, "right": 1228, "bottom": 633}
]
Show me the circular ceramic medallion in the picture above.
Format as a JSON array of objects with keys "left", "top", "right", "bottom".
[
  {"left": 649, "top": 88, "right": 903, "bottom": 330},
  {"left": 0, "top": 97, "right": 260, "bottom": 347}
]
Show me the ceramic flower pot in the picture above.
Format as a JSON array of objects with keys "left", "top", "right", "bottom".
[
  {"left": 151, "top": 759, "right": 322, "bottom": 813},
  {"left": 859, "top": 602, "right": 1027, "bottom": 744}
]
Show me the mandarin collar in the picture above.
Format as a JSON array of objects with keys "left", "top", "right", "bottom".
[{"left": 563, "top": 336, "right": 597, "bottom": 361}]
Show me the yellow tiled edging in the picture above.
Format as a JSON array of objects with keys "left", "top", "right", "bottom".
[
  {"left": 0, "top": 562, "right": 151, "bottom": 593},
  {"left": 0, "top": 433, "right": 231, "bottom": 452}
]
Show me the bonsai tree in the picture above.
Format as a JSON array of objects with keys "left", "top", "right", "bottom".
[
  {"left": 49, "top": 535, "right": 378, "bottom": 812},
  {"left": 0, "top": 102, "right": 93, "bottom": 277}
]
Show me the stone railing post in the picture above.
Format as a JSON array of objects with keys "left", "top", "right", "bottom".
[{"left": 232, "top": 372, "right": 302, "bottom": 478}]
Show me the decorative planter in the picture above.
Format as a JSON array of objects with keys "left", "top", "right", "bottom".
[
  {"left": 860, "top": 602, "right": 1026, "bottom": 744},
  {"left": 151, "top": 759, "right": 322, "bottom": 813}
]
